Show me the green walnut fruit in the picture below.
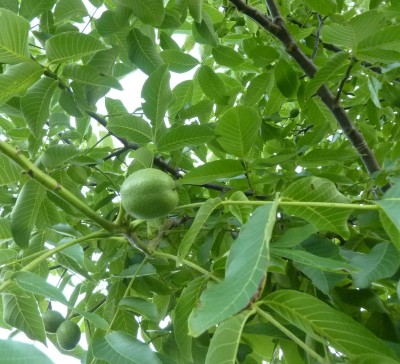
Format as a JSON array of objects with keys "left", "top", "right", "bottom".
[
  {"left": 56, "top": 320, "right": 81, "bottom": 350},
  {"left": 43, "top": 310, "right": 65, "bottom": 333},
  {"left": 120, "top": 168, "right": 179, "bottom": 220}
]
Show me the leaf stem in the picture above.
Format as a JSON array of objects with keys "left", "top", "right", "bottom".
[
  {"left": 0, "top": 141, "right": 118, "bottom": 232},
  {"left": 254, "top": 306, "right": 330, "bottom": 364},
  {"left": 175, "top": 200, "right": 380, "bottom": 211},
  {"left": 152, "top": 251, "right": 221, "bottom": 282},
  {"left": 0, "top": 230, "right": 111, "bottom": 293}
]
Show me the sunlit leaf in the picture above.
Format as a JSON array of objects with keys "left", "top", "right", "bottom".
[
  {"left": 107, "top": 114, "right": 153, "bottom": 145},
  {"left": 114, "top": 0, "right": 164, "bottom": 26}
]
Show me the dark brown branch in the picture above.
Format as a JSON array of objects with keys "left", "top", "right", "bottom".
[{"left": 230, "top": 0, "right": 382, "bottom": 178}]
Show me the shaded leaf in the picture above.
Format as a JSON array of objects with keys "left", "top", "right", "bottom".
[
  {"left": 92, "top": 331, "right": 162, "bottom": 364},
  {"left": 180, "top": 160, "right": 245, "bottom": 185},
  {"left": 157, "top": 124, "right": 214, "bottom": 152},
  {"left": 350, "top": 242, "right": 400, "bottom": 288},
  {"left": 0, "top": 339, "right": 54, "bottom": 364},
  {"left": 127, "top": 28, "right": 164, "bottom": 75},
  {"left": 216, "top": 105, "right": 261, "bottom": 158},
  {"left": 142, "top": 64, "right": 171, "bottom": 130},
  {"left": 274, "top": 59, "right": 299, "bottom": 98},
  {"left": 115, "top": 0, "right": 164, "bottom": 26},
  {"left": 205, "top": 310, "right": 253, "bottom": 364},
  {"left": 0, "top": 154, "right": 21, "bottom": 186},
  {"left": 11, "top": 180, "right": 46, "bottom": 248},
  {"left": 21, "top": 77, "right": 58, "bottom": 138},
  {"left": 178, "top": 198, "right": 221, "bottom": 260},
  {"left": 265, "top": 290, "right": 395, "bottom": 359},
  {"left": 119, "top": 297, "right": 160, "bottom": 322},
  {"left": 107, "top": 115, "right": 153, "bottom": 145},
  {"left": 0, "top": 62, "right": 43, "bottom": 105},
  {"left": 281, "top": 177, "right": 352, "bottom": 238},
  {"left": 160, "top": 49, "right": 199, "bottom": 73},
  {"left": 3, "top": 285, "right": 47, "bottom": 344},
  {"left": 197, "top": 65, "right": 229, "bottom": 104},
  {"left": 189, "top": 204, "right": 276, "bottom": 337},
  {"left": 46, "top": 32, "right": 105, "bottom": 64},
  {"left": 0, "top": 8, "right": 30, "bottom": 63},
  {"left": 174, "top": 277, "right": 205, "bottom": 362}
]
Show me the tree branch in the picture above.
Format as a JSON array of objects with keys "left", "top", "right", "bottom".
[
  {"left": 0, "top": 141, "right": 118, "bottom": 232},
  {"left": 229, "top": 0, "right": 383, "bottom": 179}
]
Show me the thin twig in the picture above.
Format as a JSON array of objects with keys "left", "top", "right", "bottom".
[
  {"left": 311, "top": 14, "right": 323, "bottom": 59},
  {"left": 336, "top": 59, "right": 355, "bottom": 101}
]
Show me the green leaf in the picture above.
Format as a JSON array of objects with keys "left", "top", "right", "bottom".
[
  {"left": 205, "top": 310, "right": 253, "bottom": 364},
  {"left": 54, "top": 0, "right": 88, "bottom": 24},
  {"left": 0, "top": 62, "right": 43, "bottom": 105},
  {"left": 14, "top": 271, "right": 69, "bottom": 305},
  {"left": 0, "top": 8, "right": 30, "bottom": 63},
  {"left": 174, "top": 277, "right": 205, "bottom": 362},
  {"left": 375, "top": 183, "right": 400, "bottom": 250},
  {"left": 0, "top": 339, "right": 54, "bottom": 364},
  {"left": 356, "top": 25, "right": 400, "bottom": 63},
  {"left": 141, "top": 64, "right": 171, "bottom": 130},
  {"left": 0, "top": 247, "right": 16, "bottom": 264},
  {"left": 197, "top": 65, "right": 229, "bottom": 104},
  {"left": 39, "top": 144, "right": 80, "bottom": 169},
  {"left": 215, "top": 105, "right": 261, "bottom": 158},
  {"left": 46, "top": 32, "right": 105, "bottom": 64},
  {"left": 271, "top": 247, "right": 354, "bottom": 273},
  {"left": 14, "top": 271, "right": 109, "bottom": 330},
  {"left": 157, "top": 125, "right": 214, "bottom": 152},
  {"left": 92, "top": 331, "right": 162, "bottom": 364},
  {"left": 241, "top": 72, "right": 272, "bottom": 106},
  {"left": 321, "top": 24, "right": 357, "bottom": 49},
  {"left": 119, "top": 297, "right": 160, "bottom": 322},
  {"left": 274, "top": 59, "right": 299, "bottom": 98},
  {"left": 264, "top": 290, "right": 395, "bottom": 359},
  {"left": 127, "top": 28, "right": 164, "bottom": 75},
  {"left": 303, "top": 0, "right": 337, "bottom": 15},
  {"left": 169, "top": 80, "right": 194, "bottom": 117},
  {"left": 304, "top": 97, "right": 337, "bottom": 131},
  {"left": 107, "top": 115, "right": 153, "bottom": 145},
  {"left": 305, "top": 52, "right": 348, "bottom": 98},
  {"left": 19, "top": 0, "right": 56, "bottom": 20},
  {"left": 114, "top": 0, "right": 164, "bottom": 26},
  {"left": 160, "top": 49, "right": 199, "bottom": 73},
  {"left": 178, "top": 198, "right": 221, "bottom": 260},
  {"left": 62, "top": 64, "right": 122, "bottom": 90},
  {"left": 11, "top": 180, "right": 46, "bottom": 248},
  {"left": 0, "top": 154, "right": 21, "bottom": 186},
  {"left": 21, "top": 77, "right": 58, "bottom": 138},
  {"left": 187, "top": 0, "right": 203, "bottom": 23},
  {"left": 3, "top": 285, "right": 47, "bottom": 344},
  {"left": 189, "top": 204, "right": 276, "bottom": 337},
  {"left": 192, "top": 12, "right": 218, "bottom": 46},
  {"left": 347, "top": 354, "right": 400, "bottom": 364},
  {"left": 282, "top": 177, "right": 352, "bottom": 238},
  {"left": 180, "top": 159, "right": 245, "bottom": 185},
  {"left": 228, "top": 191, "right": 252, "bottom": 224},
  {"left": 212, "top": 45, "right": 245, "bottom": 68},
  {"left": 350, "top": 242, "right": 400, "bottom": 288}
]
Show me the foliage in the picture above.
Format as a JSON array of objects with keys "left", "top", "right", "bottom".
[{"left": 0, "top": 0, "right": 400, "bottom": 363}]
